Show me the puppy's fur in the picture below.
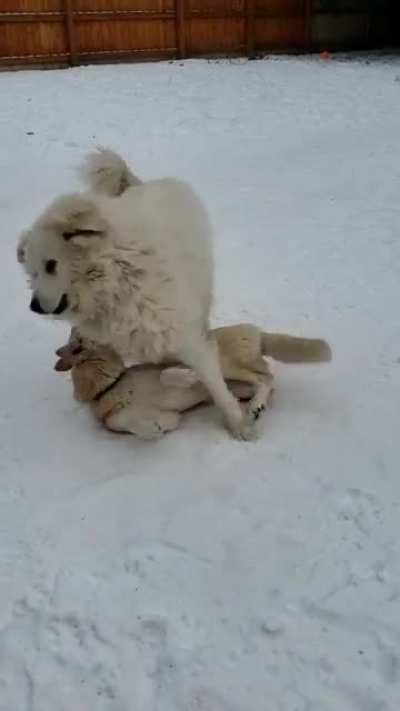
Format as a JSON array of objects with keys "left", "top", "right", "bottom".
[
  {"left": 55, "top": 324, "right": 331, "bottom": 440},
  {"left": 18, "top": 150, "right": 257, "bottom": 439}
]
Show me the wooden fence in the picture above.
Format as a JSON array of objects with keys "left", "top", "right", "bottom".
[{"left": 0, "top": 1, "right": 398, "bottom": 69}]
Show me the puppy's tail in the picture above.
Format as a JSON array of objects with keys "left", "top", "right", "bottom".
[
  {"left": 82, "top": 148, "right": 142, "bottom": 197},
  {"left": 261, "top": 332, "right": 332, "bottom": 363}
]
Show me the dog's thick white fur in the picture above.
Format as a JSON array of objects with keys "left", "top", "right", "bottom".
[
  {"left": 55, "top": 323, "right": 331, "bottom": 440},
  {"left": 18, "top": 150, "right": 255, "bottom": 438}
]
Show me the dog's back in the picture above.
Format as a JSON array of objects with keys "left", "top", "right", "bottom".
[{"left": 83, "top": 149, "right": 214, "bottom": 329}]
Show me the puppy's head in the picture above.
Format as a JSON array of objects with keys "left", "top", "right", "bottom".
[
  {"left": 18, "top": 194, "right": 108, "bottom": 318},
  {"left": 55, "top": 329, "right": 124, "bottom": 403},
  {"left": 71, "top": 358, "right": 122, "bottom": 403}
]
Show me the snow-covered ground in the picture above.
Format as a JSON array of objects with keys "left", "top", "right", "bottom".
[{"left": 1, "top": 55, "right": 400, "bottom": 711}]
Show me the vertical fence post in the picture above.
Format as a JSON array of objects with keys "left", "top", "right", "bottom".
[
  {"left": 246, "top": 0, "right": 255, "bottom": 58},
  {"left": 65, "top": 0, "right": 77, "bottom": 65},
  {"left": 176, "top": 0, "right": 186, "bottom": 60},
  {"left": 304, "top": 0, "right": 312, "bottom": 50}
]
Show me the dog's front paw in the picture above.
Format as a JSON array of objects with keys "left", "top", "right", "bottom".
[
  {"left": 226, "top": 412, "right": 259, "bottom": 442},
  {"left": 228, "top": 395, "right": 272, "bottom": 441}
]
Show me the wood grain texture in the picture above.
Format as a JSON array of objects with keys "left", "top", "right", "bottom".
[
  {"left": 65, "top": 0, "right": 77, "bottom": 64},
  {"left": 0, "top": 0, "right": 396, "bottom": 68},
  {"left": 175, "top": 0, "right": 186, "bottom": 58}
]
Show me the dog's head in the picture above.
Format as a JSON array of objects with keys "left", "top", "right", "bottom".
[
  {"left": 55, "top": 328, "right": 124, "bottom": 403},
  {"left": 18, "top": 194, "right": 108, "bottom": 318}
]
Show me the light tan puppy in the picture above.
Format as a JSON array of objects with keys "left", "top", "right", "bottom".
[{"left": 55, "top": 325, "right": 331, "bottom": 440}]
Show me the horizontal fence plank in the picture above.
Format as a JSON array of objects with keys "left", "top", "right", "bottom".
[
  {"left": 74, "top": 0, "right": 174, "bottom": 9},
  {"left": 0, "top": 13, "right": 63, "bottom": 22},
  {"left": 0, "top": 7, "right": 320, "bottom": 22},
  {"left": 0, "top": 48, "right": 175, "bottom": 67},
  {"left": 75, "top": 11, "right": 176, "bottom": 22},
  {"left": 79, "top": 47, "right": 176, "bottom": 58},
  {"left": 1, "top": 0, "right": 63, "bottom": 7},
  {"left": 0, "top": 11, "right": 177, "bottom": 22}
]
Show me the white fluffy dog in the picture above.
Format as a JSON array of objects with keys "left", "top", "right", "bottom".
[{"left": 18, "top": 150, "right": 256, "bottom": 438}]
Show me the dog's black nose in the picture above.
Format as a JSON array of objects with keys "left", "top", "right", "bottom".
[{"left": 30, "top": 296, "right": 45, "bottom": 314}]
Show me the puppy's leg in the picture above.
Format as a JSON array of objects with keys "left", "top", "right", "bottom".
[
  {"left": 245, "top": 375, "right": 274, "bottom": 423},
  {"left": 180, "top": 336, "right": 255, "bottom": 440},
  {"left": 160, "top": 367, "right": 200, "bottom": 389},
  {"left": 228, "top": 383, "right": 256, "bottom": 400},
  {"left": 228, "top": 369, "right": 274, "bottom": 421},
  {"left": 106, "top": 407, "right": 181, "bottom": 440}
]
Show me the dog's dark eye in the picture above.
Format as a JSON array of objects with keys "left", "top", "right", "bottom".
[{"left": 45, "top": 259, "right": 57, "bottom": 275}]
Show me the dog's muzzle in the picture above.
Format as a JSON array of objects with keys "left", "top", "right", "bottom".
[
  {"left": 53, "top": 293, "right": 69, "bottom": 315},
  {"left": 30, "top": 293, "right": 69, "bottom": 316},
  {"left": 30, "top": 296, "right": 45, "bottom": 314}
]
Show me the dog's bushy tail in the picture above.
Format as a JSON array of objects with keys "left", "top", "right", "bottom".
[
  {"left": 82, "top": 148, "right": 142, "bottom": 197},
  {"left": 261, "top": 332, "right": 332, "bottom": 363}
]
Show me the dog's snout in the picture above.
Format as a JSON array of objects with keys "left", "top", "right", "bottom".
[
  {"left": 53, "top": 293, "right": 69, "bottom": 315},
  {"left": 30, "top": 296, "right": 45, "bottom": 314}
]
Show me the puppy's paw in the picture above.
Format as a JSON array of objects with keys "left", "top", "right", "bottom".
[
  {"left": 122, "top": 357, "right": 138, "bottom": 369},
  {"left": 156, "top": 411, "right": 181, "bottom": 433},
  {"left": 134, "top": 411, "right": 181, "bottom": 440}
]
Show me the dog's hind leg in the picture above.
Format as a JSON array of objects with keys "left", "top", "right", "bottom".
[{"left": 180, "top": 336, "right": 256, "bottom": 440}]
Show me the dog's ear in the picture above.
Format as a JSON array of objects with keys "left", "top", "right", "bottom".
[
  {"left": 55, "top": 343, "right": 73, "bottom": 359},
  {"left": 55, "top": 328, "right": 83, "bottom": 358},
  {"left": 48, "top": 194, "right": 108, "bottom": 249},
  {"left": 54, "top": 343, "right": 75, "bottom": 371},
  {"left": 17, "top": 230, "right": 29, "bottom": 264}
]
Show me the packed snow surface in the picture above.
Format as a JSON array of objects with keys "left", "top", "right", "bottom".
[{"left": 0, "top": 55, "right": 399, "bottom": 711}]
